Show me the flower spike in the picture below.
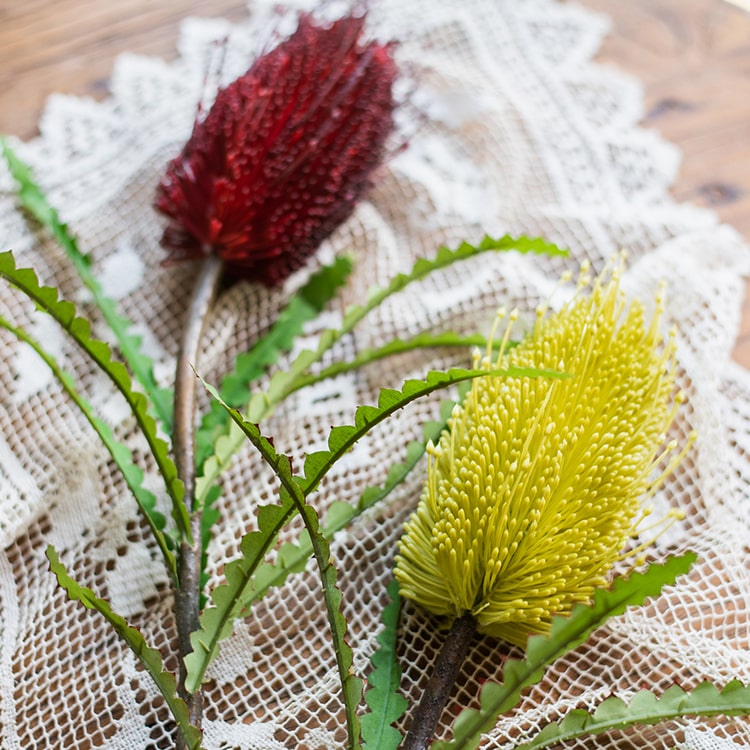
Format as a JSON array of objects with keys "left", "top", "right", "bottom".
[
  {"left": 395, "top": 258, "right": 694, "bottom": 646},
  {"left": 155, "top": 10, "right": 397, "bottom": 286}
]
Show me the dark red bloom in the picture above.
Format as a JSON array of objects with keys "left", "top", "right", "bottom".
[{"left": 154, "top": 10, "right": 397, "bottom": 286}]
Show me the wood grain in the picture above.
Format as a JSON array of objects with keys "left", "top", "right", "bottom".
[
  {"left": 0, "top": 0, "right": 248, "bottom": 138},
  {"left": 1, "top": 0, "right": 748, "bottom": 366}
]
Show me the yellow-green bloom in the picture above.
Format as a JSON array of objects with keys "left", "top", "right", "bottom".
[{"left": 394, "top": 259, "right": 693, "bottom": 646}]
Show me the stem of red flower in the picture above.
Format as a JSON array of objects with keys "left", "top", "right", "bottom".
[
  {"left": 173, "top": 253, "right": 224, "bottom": 745},
  {"left": 402, "top": 612, "right": 478, "bottom": 750}
]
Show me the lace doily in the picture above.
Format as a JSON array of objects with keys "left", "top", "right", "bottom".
[{"left": 1, "top": 1, "right": 749, "bottom": 748}]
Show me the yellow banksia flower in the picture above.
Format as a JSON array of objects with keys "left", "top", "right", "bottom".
[{"left": 394, "top": 257, "right": 694, "bottom": 646}]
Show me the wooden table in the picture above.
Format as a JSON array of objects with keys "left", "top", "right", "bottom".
[{"left": 2, "top": 0, "right": 749, "bottom": 366}]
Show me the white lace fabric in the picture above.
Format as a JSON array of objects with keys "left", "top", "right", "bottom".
[{"left": 1, "top": 1, "right": 749, "bottom": 748}]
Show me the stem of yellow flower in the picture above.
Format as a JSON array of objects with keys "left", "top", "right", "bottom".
[
  {"left": 173, "top": 253, "right": 224, "bottom": 745},
  {"left": 403, "top": 611, "right": 478, "bottom": 750}
]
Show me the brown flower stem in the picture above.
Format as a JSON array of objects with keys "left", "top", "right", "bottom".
[
  {"left": 173, "top": 253, "right": 224, "bottom": 744},
  {"left": 403, "top": 612, "right": 478, "bottom": 750}
]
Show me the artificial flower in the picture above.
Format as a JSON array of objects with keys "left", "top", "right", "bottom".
[
  {"left": 154, "top": 10, "right": 396, "bottom": 285},
  {"left": 395, "top": 259, "right": 694, "bottom": 645}
]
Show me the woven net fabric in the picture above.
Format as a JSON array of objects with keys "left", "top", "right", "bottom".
[{"left": 1, "top": 0, "right": 749, "bottom": 748}]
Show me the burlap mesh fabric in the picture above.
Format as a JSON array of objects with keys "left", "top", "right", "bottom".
[{"left": 1, "top": 1, "right": 749, "bottom": 747}]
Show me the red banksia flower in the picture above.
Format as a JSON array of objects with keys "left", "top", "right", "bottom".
[{"left": 154, "top": 10, "right": 397, "bottom": 286}]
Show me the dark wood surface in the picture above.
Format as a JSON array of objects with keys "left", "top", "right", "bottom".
[{"left": 1, "top": 0, "right": 749, "bottom": 366}]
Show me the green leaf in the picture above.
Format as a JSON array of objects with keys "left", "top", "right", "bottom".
[
  {"left": 184, "top": 491, "right": 296, "bottom": 693},
  {"left": 291, "top": 332, "right": 491, "bottom": 393},
  {"left": 362, "top": 579, "right": 408, "bottom": 750},
  {"left": 1, "top": 138, "right": 174, "bottom": 434},
  {"left": 46, "top": 546, "right": 204, "bottom": 750},
  {"left": 330, "top": 234, "right": 564, "bottom": 349},
  {"left": 434, "top": 552, "right": 698, "bottom": 750},
  {"left": 207, "top": 390, "right": 364, "bottom": 749},
  {"left": 194, "top": 255, "right": 353, "bottom": 468},
  {"left": 0, "top": 250, "right": 190, "bottom": 545},
  {"left": 187, "top": 367, "right": 561, "bottom": 693},
  {"left": 0, "top": 314, "right": 177, "bottom": 582},
  {"left": 519, "top": 680, "right": 750, "bottom": 749},
  {"left": 196, "top": 234, "right": 567, "bottom": 505}
]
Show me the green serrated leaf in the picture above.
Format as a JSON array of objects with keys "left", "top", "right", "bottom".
[
  {"left": 46, "top": 546, "right": 203, "bottom": 750},
  {"left": 206, "top": 382, "right": 363, "bottom": 749},
  {"left": 196, "top": 234, "right": 567, "bottom": 505},
  {"left": 0, "top": 250, "right": 190, "bottom": 545},
  {"left": 518, "top": 679, "right": 750, "bottom": 749},
  {"left": 251, "top": 235, "right": 565, "bottom": 424},
  {"left": 335, "top": 235, "right": 566, "bottom": 347},
  {"left": 1, "top": 138, "right": 174, "bottom": 434},
  {"left": 362, "top": 579, "right": 408, "bottom": 750},
  {"left": 291, "top": 332, "right": 491, "bottom": 393},
  {"left": 0, "top": 314, "right": 177, "bottom": 582},
  {"left": 433, "top": 552, "right": 697, "bottom": 750},
  {"left": 184, "top": 494, "right": 295, "bottom": 692}
]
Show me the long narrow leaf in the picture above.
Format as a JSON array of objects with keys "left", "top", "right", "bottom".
[
  {"left": 207, "top": 387, "right": 364, "bottom": 749},
  {"left": 361, "top": 579, "right": 408, "bottom": 750},
  {"left": 290, "top": 332, "right": 491, "bottom": 393},
  {"left": 1, "top": 138, "right": 174, "bottom": 434},
  {"left": 434, "top": 552, "right": 697, "bottom": 750},
  {"left": 1, "top": 315, "right": 177, "bottom": 582},
  {"left": 0, "top": 250, "right": 190, "bottom": 544},
  {"left": 247, "top": 235, "right": 566, "bottom": 425},
  {"left": 519, "top": 680, "right": 750, "bottom": 749},
  {"left": 196, "top": 234, "right": 567, "bottom": 505},
  {"left": 46, "top": 546, "right": 203, "bottom": 750}
]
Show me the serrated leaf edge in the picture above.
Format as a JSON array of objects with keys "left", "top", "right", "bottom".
[
  {"left": 519, "top": 680, "right": 750, "bottom": 750},
  {"left": 361, "top": 578, "right": 408, "bottom": 750},
  {"left": 1, "top": 138, "right": 174, "bottom": 434},
  {"left": 434, "top": 552, "right": 698, "bottom": 750},
  {"left": 0, "top": 314, "right": 177, "bottom": 581},
  {"left": 0, "top": 250, "right": 191, "bottom": 544},
  {"left": 46, "top": 546, "right": 203, "bottom": 750}
]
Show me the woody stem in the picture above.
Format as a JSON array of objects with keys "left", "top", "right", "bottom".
[
  {"left": 173, "top": 253, "right": 223, "bottom": 745},
  {"left": 402, "top": 611, "right": 478, "bottom": 750}
]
